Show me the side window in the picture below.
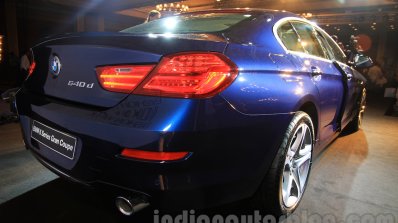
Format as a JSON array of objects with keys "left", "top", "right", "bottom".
[
  {"left": 314, "top": 30, "right": 335, "bottom": 60},
  {"left": 290, "top": 21, "right": 326, "bottom": 59},
  {"left": 322, "top": 32, "right": 347, "bottom": 63},
  {"left": 276, "top": 22, "right": 305, "bottom": 53}
]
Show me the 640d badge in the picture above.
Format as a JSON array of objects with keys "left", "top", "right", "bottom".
[{"left": 68, "top": 81, "right": 94, "bottom": 89}]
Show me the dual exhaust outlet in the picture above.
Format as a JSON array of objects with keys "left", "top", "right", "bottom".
[{"left": 115, "top": 195, "right": 150, "bottom": 216}]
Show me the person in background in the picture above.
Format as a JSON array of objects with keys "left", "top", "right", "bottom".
[
  {"left": 346, "top": 35, "right": 362, "bottom": 63},
  {"left": 395, "top": 63, "right": 398, "bottom": 84},
  {"left": 5, "top": 52, "right": 19, "bottom": 87},
  {"left": 367, "top": 62, "right": 387, "bottom": 90},
  {"left": 145, "top": 10, "right": 161, "bottom": 23}
]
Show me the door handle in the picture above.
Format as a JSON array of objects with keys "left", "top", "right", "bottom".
[{"left": 310, "top": 66, "right": 322, "bottom": 76}]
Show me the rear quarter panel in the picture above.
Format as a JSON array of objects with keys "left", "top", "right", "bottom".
[
  {"left": 220, "top": 43, "right": 323, "bottom": 156},
  {"left": 221, "top": 43, "right": 320, "bottom": 116}
]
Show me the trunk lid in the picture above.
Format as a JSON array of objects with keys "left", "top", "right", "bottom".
[{"left": 27, "top": 32, "right": 227, "bottom": 108}]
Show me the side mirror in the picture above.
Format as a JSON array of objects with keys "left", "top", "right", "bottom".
[{"left": 353, "top": 54, "right": 373, "bottom": 68}]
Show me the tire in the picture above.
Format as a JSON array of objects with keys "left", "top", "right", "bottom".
[
  {"left": 344, "top": 88, "right": 366, "bottom": 134},
  {"left": 253, "top": 111, "right": 314, "bottom": 217}
]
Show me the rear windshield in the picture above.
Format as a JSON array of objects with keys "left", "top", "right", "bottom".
[{"left": 121, "top": 13, "right": 252, "bottom": 34}]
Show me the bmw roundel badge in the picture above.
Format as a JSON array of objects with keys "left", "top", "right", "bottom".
[{"left": 50, "top": 55, "right": 61, "bottom": 77}]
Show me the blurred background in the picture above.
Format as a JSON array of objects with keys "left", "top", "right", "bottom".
[
  {"left": 0, "top": 2, "right": 398, "bottom": 221},
  {"left": 0, "top": 0, "right": 398, "bottom": 91}
]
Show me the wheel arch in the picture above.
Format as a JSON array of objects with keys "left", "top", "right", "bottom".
[{"left": 296, "top": 100, "right": 319, "bottom": 140}]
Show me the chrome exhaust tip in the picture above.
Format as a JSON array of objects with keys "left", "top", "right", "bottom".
[{"left": 115, "top": 196, "right": 150, "bottom": 216}]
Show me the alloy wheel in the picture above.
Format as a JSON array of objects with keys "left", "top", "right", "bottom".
[{"left": 281, "top": 123, "right": 313, "bottom": 208}]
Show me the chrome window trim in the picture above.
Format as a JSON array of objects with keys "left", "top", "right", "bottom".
[{"left": 273, "top": 17, "right": 346, "bottom": 64}]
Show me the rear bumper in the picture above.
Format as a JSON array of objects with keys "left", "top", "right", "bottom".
[{"left": 16, "top": 89, "right": 293, "bottom": 209}]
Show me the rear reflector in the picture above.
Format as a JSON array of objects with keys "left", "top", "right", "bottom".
[
  {"left": 28, "top": 61, "right": 36, "bottom": 77},
  {"left": 134, "top": 52, "right": 238, "bottom": 98},
  {"left": 121, "top": 148, "right": 189, "bottom": 161},
  {"left": 96, "top": 65, "right": 155, "bottom": 93}
]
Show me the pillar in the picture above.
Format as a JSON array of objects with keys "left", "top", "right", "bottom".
[
  {"left": 98, "top": 15, "right": 104, "bottom": 32},
  {"left": 4, "top": 0, "right": 19, "bottom": 56},
  {"left": 77, "top": 15, "right": 85, "bottom": 32}
]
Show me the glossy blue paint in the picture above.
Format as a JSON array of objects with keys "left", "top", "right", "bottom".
[{"left": 16, "top": 9, "right": 366, "bottom": 210}]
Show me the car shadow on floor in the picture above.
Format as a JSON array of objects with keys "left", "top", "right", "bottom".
[
  {"left": 0, "top": 179, "right": 154, "bottom": 222},
  {"left": 0, "top": 178, "right": 254, "bottom": 223}
]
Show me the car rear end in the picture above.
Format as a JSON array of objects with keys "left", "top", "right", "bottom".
[{"left": 15, "top": 11, "right": 293, "bottom": 210}]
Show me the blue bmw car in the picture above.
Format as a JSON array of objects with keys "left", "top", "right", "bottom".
[{"left": 16, "top": 9, "right": 371, "bottom": 216}]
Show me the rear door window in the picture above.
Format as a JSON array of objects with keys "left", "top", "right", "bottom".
[
  {"left": 276, "top": 22, "right": 305, "bottom": 53},
  {"left": 319, "top": 30, "right": 347, "bottom": 63},
  {"left": 290, "top": 21, "right": 327, "bottom": 59},
  {"left": 314, "top": 29, "right": 335, "bottom": 60}
]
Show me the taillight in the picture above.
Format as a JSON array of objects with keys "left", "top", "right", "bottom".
[
  {"left": 28, "top": 61, "right": 36, "bottom": 77},
  {"left": 121, "top": 148, "right": 189, "bottom": 161},
  {"left": 96, "top": 65, "right": 155, "bottom": 93},
  {"left": 134, "top": 52, "right": 238, "bottom": 98}
]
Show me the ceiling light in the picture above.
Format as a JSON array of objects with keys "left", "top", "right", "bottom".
[
  {"left": 156, "top": 2, "right": 189, "bottom": 13},
  {"left": 301, "top": 13, "right": 313, "bottom": 18}
]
